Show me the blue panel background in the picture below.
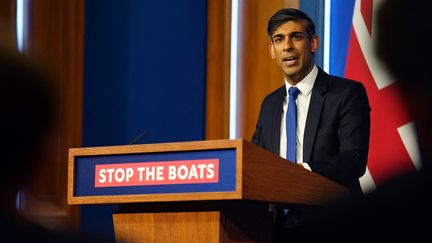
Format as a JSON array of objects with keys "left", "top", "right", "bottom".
[
  {"left": 300, "top": 0, "right": 355, "bottom": 76},
  {"left": 75, "top": 149, "right": 236, "bottom": 196},
  {"left": 82, "top": 0, "right": 208, "bottom": 239},
  {"left": 329, "top": 0, "right": 355, "bottom": 76},
  {"left": 300, "top": 0, "right": 324, "bottom": 69}
]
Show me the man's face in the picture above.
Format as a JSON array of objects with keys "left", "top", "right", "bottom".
[{"left": 269, "top": 20, "right": 319, "bottom": 85}]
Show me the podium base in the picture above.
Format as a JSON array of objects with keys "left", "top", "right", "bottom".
[{"left": 113, "top": 208, "right": 272, "bottom": 243}]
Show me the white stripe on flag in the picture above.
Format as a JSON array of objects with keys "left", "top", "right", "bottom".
[
  {"left": 398, "top": 122, "right": 422, "bottom": 171},
  {"left": 352, "top": 0, "right": 394, "bottom": 90},
  {"left": 360, "top": 167, "right": 376, "bottom": 194}
]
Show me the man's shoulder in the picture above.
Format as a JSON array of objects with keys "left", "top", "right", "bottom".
[
  {"left": 322, "top": 73, "right": 366, "bottom": 93},
  {"left": 314, "top": 68, "right": 363, "bottom": 92}
]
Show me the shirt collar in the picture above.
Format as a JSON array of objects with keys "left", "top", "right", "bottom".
[{"left": 284, "top": 65, "right": 318, "bottom": 96}]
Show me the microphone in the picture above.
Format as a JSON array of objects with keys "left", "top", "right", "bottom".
[{"left": 128, "top": 131, "right": 147, "bottom": 145}]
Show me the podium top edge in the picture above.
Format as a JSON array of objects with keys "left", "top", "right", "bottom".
[{"left": 69, "top": 138, "right": 251, "bottom": 156}]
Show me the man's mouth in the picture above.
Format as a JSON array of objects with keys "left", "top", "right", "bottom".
[{"left": 283, "top": 56, "right": 297, "bottom": 66}]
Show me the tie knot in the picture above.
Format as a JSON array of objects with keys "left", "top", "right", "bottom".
[{"left": 288, "top": 86, "right": 299, "bottom": 99}]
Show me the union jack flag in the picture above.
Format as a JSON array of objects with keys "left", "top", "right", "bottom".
[{"left": 344, "top": 0, "right": 422, "bottom": 193}]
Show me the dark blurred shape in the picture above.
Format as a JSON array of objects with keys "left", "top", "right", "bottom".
[
  {"left": 0, "top": 43, "right": 113, "bottom": 242},
  {"left": 376, "top": 0, "right": 432, "bottom": 166},
  {"left": 0, "top": 43, "right": 55, "bottom": 211},
  {"left": 0, "top": 45, "right": 55, "bottom": 194}
]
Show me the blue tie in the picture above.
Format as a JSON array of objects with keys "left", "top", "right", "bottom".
[{"left": 286, "top": 86, "right": 299, "bottom": 163}]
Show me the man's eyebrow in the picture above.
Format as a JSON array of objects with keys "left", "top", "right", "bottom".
[
  {"left": 289, "top": 31, "right": 305, "bottom": 36},
  {"left": 272, "top": 33, "right": 284, "bottom": 39},
  {"left": 272, "top": 31, "right": 305, "bottom": 39}
]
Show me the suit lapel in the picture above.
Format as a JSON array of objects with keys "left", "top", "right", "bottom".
[
  {"left": 303, "top": 69, "right": 328, "bottom": 162},
  {"left": 271, "top": 87, "right": 286, "bottom": 154}
]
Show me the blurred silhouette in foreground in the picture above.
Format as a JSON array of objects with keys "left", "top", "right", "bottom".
[
  {"left": 282, "top": 0, "right": 432, "bottom": 242},
  {"left": 0, "top": 43, "right": 112, "bottom": 242}
]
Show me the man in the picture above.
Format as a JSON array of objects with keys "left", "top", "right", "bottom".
[
  {"left": 252, "top": 8, "right": 370, "bottom": 196},
  {"left": 252, "top": 9, "right": 371, "bottom": 240}
]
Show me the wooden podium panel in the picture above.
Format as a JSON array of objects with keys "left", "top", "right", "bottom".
[
  {"left": 113, "top": 201, "right": 273, "bottom": 243},
  {"left": 68, "top": 139, "right": 347, "bottom": 242},
  {"left": 113, "top": 212, "right": 221, "bottom": 243}
]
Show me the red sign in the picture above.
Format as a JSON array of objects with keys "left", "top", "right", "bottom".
[{"left": 95, "top": 159, "right": 219, "bottom": 187}]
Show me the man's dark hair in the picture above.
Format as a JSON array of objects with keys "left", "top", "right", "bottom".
[{"left": 267, "top": 8, "right": 316, "bottom": 40}]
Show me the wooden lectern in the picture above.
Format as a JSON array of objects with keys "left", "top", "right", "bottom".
[{"left": 68, "top": 139, "right": 347, "bottom": 242}]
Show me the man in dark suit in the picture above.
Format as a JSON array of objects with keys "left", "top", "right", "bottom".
[
  {"left": 251, "top": 9, "right": 370, "bottom": 241},
  {"left": 252, "top": 8, "right": 370, "bottom": 196}
]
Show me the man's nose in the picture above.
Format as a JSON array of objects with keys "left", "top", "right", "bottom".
[{"left": 283, "top": 39, "right": 293, "bottom": 51}]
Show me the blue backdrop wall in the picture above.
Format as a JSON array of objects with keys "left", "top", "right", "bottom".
[
  {"left": 299, "top": 0, "right": 324, "bottom": 69},
  {"left": 329, "top": 0, "right": 355, "bottom": 76},
  {"left": 299, "top": 0, "right": 356, "bottom": 76},
  {"left": 81, "top": 0, "right": 207, "bottom": 239}
]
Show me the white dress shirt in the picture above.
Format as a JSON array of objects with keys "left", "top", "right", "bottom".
[{"left": 279, "top": 65, "right": 318, "bottom": 171}]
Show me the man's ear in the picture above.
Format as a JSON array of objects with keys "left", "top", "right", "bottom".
[
  {"left": 311, "top": 35, "right": 320, "bottom": 54},
  {"left": 269, "top": 41, "right": 276, "bottom": 59}
]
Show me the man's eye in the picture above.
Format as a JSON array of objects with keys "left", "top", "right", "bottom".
[
  {"left": 274, "top": 38, "right": 282, "bottom": 43},
  {"left": 292, "top": 34, "right": 303, "bottom": 40}
]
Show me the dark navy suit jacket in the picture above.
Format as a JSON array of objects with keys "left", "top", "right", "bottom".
[{"left": 252, "top": 68, "right": 371, "bottom": 196}]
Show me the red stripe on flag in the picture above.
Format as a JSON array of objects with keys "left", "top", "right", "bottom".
[
  {"left": 360, "top": 0, "right": 373, "bottom": 35},
  {"left": 345, "top": 28, "right": 416, "bottom": 185}
]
